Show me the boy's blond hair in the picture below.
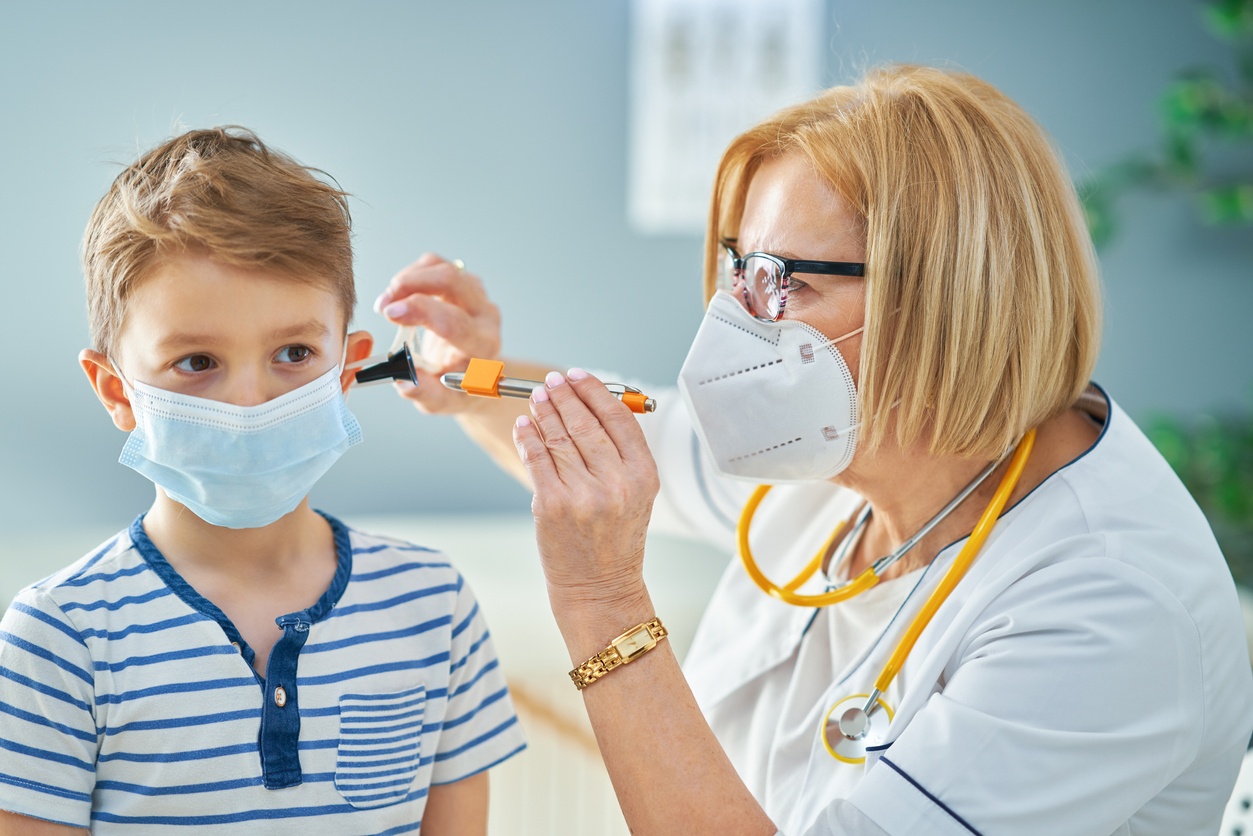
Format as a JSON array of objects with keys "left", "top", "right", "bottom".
[
  {"left": 706, "top": 64, "right": 1102, "bottom": 459},
  {"left": 83, "top": 126, "right": 355, "bottom": 358}
]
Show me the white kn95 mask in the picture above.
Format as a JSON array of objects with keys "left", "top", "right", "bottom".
[{"left": 678, "top": 290, "right": 862, "bottom": 484}]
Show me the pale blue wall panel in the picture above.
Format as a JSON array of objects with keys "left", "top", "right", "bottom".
[{"left": 0, "top": 0, "right": 1247, "bottom": 534}]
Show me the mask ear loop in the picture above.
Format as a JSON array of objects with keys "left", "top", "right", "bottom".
[
  {"left": 108, "top": 359, "right": 136, "bottom": 398},
  {"left": 813, "top": 324, "right": 864, "bottom": 352},
  {"left": 802, "top": 324, "right": 866, "bottom": 437},
  {"left": 336, "top": 338, "right": 384, "bottom": 394},
  {"left": 811, "top": 318, "right": 904, "bottom": 423},
  {"left": 343, "top": 332, "right": 393, "bottom": 388},
  {"left": 338, "top": 337, "right": 350, "bottom": 374}
]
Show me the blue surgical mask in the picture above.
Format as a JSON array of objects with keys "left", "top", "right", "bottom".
[{"left": 112, "top": 355, "right": 362, "bottom": 529}]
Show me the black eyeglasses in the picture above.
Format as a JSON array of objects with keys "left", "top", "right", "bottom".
[{"left": 719, "top": 239, "right": 865, "bottom": 322}]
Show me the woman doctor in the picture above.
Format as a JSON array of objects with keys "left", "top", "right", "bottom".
[{"left": 375, "top": 65, "right": 1253, "bottom": 835}]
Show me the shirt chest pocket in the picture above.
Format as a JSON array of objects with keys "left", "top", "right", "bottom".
[{"left": 335, "top": 685, "right": 427, "bottom": 809}]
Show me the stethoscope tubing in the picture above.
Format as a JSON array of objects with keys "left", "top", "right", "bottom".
[{"left": 737, "top": 429, "right": 1037, "bottom": 720}]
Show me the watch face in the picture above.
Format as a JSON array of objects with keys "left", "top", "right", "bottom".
[{"left": 617, "top": 626, "right": 654, "bottom": 660}]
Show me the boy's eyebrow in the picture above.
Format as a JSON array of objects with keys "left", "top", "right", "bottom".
[
  {"left": 157, "top": 332, "right": 225, "bottom": 351},
  {"left": 155, "top": 321, "right": 332, "bottom": 351},
  {"left": 269, "top": 320, "right": 332, "bottom": 341}
]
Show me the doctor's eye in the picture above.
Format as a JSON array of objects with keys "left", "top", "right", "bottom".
[
  {"left": 174, "top": 354, "right": 215, "bottom": 373},
  {"left": 275, "top": 345, "right": 314, "bottom": 364}
]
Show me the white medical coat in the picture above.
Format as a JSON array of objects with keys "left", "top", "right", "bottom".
[{"left": 641, "top": 384, "right": 1253, "bottom": 836}]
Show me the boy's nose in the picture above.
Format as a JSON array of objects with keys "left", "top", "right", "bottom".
[{"left": 229, "top": 370, "right": 274, "bottom": 407}]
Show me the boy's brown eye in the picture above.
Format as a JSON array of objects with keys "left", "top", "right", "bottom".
[
  {"left": 278, "top": 345, "right": 311, "bottom": 364},
  {"left": 175, "top": 354, "right": 214, "bottom": 372}
]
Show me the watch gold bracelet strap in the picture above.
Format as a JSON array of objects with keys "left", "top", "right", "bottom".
[{"left": 569, "top": 617, "right": 668, "bottom": 691}]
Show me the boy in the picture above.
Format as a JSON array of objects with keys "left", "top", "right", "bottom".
[{"left": 0, "top": 128, "right": 525, "bottom": 834}]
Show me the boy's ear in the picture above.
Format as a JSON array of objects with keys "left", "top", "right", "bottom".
[
  {"left": 80, "top": 349, "right": 136, "bottom": 432},
  {"left": 340, "top": 330, "right": 374, "bottom": 395}
]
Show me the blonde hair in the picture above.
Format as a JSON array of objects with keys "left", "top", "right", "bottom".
[
  {"left": 82, "top": 126, "right": 355, "bottom": 358},
  {"left": 707, "top": 64, "right": 1102, "bottom": 459}
]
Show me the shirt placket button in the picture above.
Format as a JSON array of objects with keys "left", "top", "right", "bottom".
[{"left": 274, "top": 686, "right": 287, "bottom": 708}]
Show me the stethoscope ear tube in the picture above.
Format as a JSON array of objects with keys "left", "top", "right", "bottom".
[
  {"left": 868, "top": 428, "right": 1036, "bottom": 697},
  {"left": 737, "top": 487, "right": 880, "bottom": 607}
]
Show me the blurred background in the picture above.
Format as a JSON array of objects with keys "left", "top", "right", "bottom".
[
  {"left": 1, "top": 0, "right": 1251, "bottom": 831},
  {"left": 2, "top": 0, "right": 1251, "bottom": 538}
]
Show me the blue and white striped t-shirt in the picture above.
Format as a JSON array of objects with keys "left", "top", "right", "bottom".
[{"left": 0, "top": 513, "right": 526, "bottom": 833}]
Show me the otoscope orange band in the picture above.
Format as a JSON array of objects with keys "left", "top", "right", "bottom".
[
  {"left": 460, "top": 358, "right": 505, "bottom": 398},
  {"left": 620, "top": 391, "right": 649, "bottom": 414}
]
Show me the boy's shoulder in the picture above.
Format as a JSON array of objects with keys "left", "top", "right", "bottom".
[
  {"left": 8, "top": 516, "right": 474, "bottom": 637},
  {"left": 13, "top": 522, "right": 146, "bottom": 614},
  {"left": 340, "top": 523, "right": 452, "bottom": 569},
  {"left": 328, "top": 517, "right": 471, "bottom": 606}
]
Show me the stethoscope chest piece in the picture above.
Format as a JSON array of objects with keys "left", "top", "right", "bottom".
[{"left": 821, "top": 693, "right": 894, "bottom": 764}]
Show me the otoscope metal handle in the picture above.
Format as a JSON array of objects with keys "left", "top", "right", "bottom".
[{"left": 440, "top": 360, "right": 656, "bottom": 414}]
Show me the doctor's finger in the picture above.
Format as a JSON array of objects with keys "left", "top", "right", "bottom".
[
  {"left": 565, "top": 371, "right": 653, "bottom": 466},
  {"left": 543, "top": 373, "right": 627, "bottom": 474},
  {"left": 377, "top": 256, "right": 490, "bottom": 317},
  {"left": 381, "top": 294, "right": 500, "bottom": 359},
  {"left": 375, "top": 255, "right": 483, "bottom": 307},
  {"left": 512, "top": 415, "right": 561, "bottom": 490},
  {"left": 529, "top": 385, "right": 592, "bottom": 479}
]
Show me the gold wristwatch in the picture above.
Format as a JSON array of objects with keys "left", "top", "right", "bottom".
[{"left": 568, "top": 617, "right": 668, "bottom": 691}]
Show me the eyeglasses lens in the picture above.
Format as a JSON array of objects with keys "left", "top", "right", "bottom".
[{"left": 744, "top": 255, "right": 783, "bottom": 321}]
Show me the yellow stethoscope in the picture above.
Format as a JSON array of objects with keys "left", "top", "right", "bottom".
[{"left": 736, "top": 429, "right": 1036, "bottom": 763}]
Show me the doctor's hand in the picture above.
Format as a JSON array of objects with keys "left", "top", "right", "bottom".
[
  {"left": 373, "top": 253, "right": 501, "bottom": 415},
  {"left": 512, "top": 369, "right": 660, "bottom": 620},
  {"left": 510, "top": 371, "right": 775, "bottom": 836}
]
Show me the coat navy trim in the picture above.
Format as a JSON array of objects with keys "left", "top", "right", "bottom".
[{"left": 879, "top": 756, "right": 983, "bottom": 836}]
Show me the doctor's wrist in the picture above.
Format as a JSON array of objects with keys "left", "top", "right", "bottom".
[{"left": 548, "top": 583, "right": 655, "bottom": 665}]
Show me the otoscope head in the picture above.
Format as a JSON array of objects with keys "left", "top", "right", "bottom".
[{"left": 354, "top": 345, "right": 418, "bottom": 386}]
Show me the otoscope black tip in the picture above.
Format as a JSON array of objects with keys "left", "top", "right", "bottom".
[{"left": 354, "top": 345, "right": 419, "bottom": 386}]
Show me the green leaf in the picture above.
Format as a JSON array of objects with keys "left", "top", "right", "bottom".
[
  {"left": 1146, "top": 408, "right": 1253, "bottom": 587},
  {"left": 1239, "top": 46, "right": 1253, "bottom": 86},
  {"left": 1204, "top": 0, "right": 1253, "bottom": 40},
  {"left": 1199, "top": 183, "right": 1253, "bottom": 223},
  {"left": 1146, "top": 415, "right": 1190, "bottom": 471},
  {"left": 1078, "top": 3, "right": 1252, "bottom": 247},
  {"left": 1163, "top": 132, "right": 1200, "bottom": 177}
]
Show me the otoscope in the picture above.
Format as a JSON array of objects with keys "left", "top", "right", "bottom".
[
  {"left": 348, "top": 328, "right": 656, "bottom": 414},
  {"left": 441, "top": 359, "right": 657, "bottom": 414}
]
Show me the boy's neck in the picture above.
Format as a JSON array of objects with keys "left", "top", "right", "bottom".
[{"left": 141, "top": 492, "right": 336, "bottom": 584}]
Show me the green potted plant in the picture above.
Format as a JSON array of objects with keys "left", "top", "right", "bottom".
[{"left": 1080, "top": 1, "right": 1253, "bottom": 606}]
